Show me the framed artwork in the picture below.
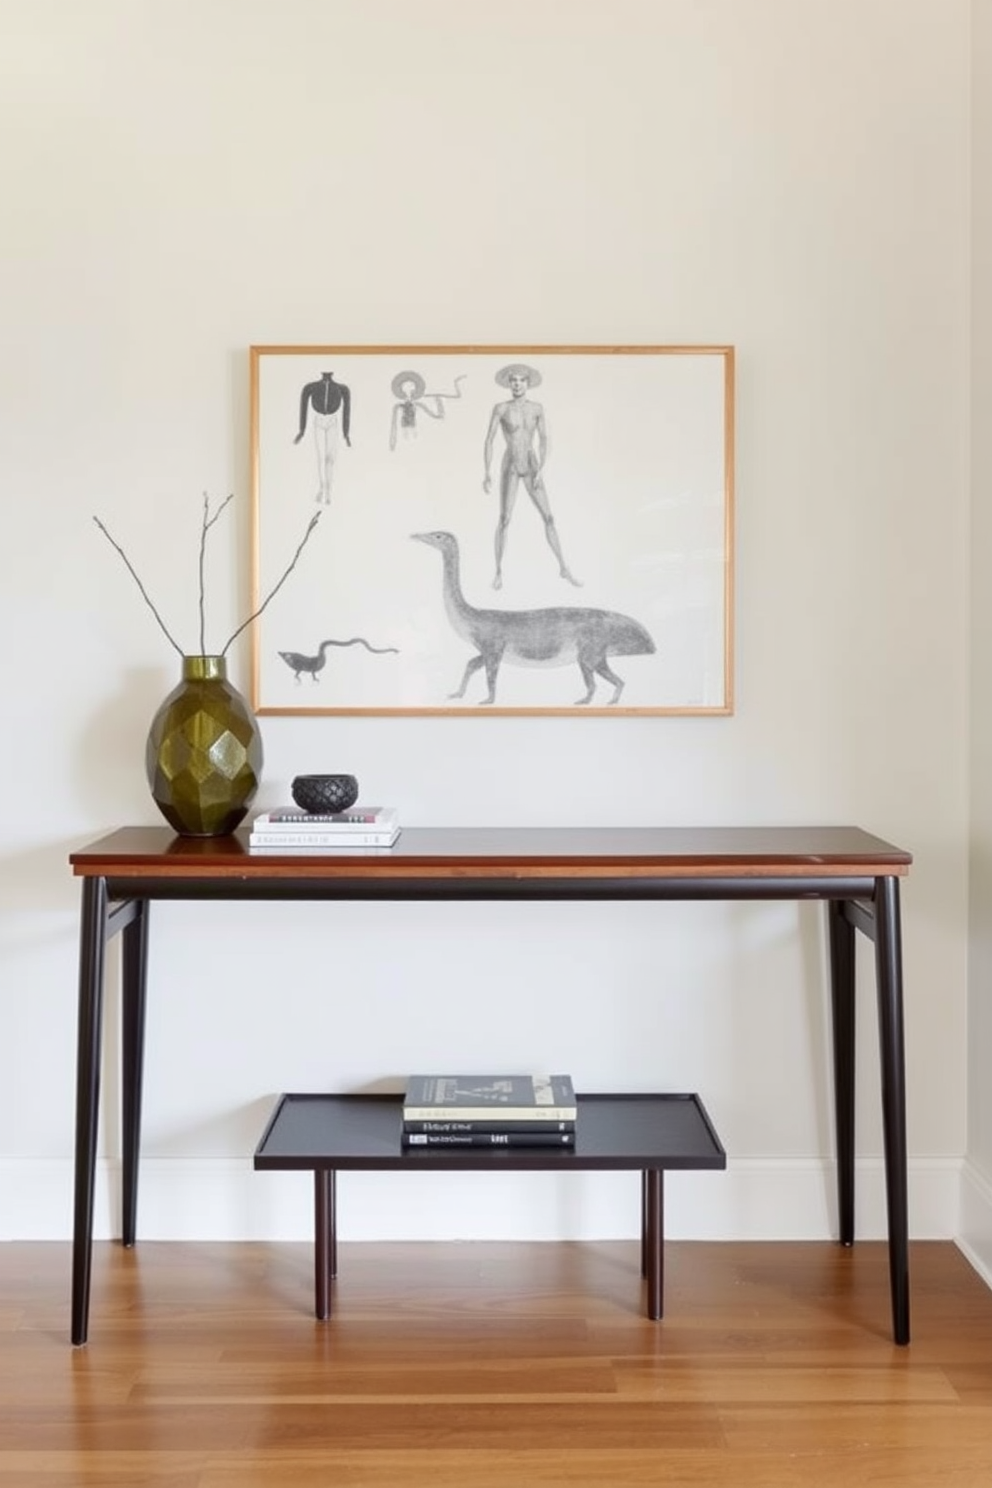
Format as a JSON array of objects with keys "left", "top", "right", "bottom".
[{"left": 249, "top": 345, "right": 735, "bottom": 716}]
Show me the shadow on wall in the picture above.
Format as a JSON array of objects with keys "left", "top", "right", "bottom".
[
  {"left": 139, "top": 1094, "right": 277, "bottom": 1159},
  {"left": 72, "top": 663, "right": 176, "bottom": 827},
  {"left": 0, "top": 840, "right": 83, "bottom": 923},
  {"left": 0, "top": 666, "right": 172, "bottom": 920}
]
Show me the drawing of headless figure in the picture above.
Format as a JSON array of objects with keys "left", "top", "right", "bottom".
[
  {"left": 482, "top": 363, "right": 580, "bottom": 590},
  {"left": 294, "top": 371, "right": 351, "bottom": 504}
]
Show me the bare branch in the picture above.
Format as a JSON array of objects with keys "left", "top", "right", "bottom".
[
  {"left": 198, "top": 493, "right": 236, "bottom": 654},
  {"left": 93, "top": 516, "right": 184, "bottom": 658},
  {"left": 97, "top": 494, "right": 318, "bottom": 663},
  {"left": 221, "top": 511, "right": 322, "bottom": 657},
  {"left": 198, "top": 493, "right": 208, "bottom": 656},
  {"left": 204, "top": 492, "right": 234, "bottom": 531}
]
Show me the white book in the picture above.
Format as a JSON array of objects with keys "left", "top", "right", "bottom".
[
  {"left": 252, "top": 806, "right": 399, "bottom": 832},
  {"left": 249, "top": 827, "right": 400, "bottom": 848},
  {"left": 248, "top": 843, "right": 398, "bottom": 855}
]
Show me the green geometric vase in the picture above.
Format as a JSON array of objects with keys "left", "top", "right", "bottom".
[{"left": 145, "top": 655, "right": 263, "bottom": 836}]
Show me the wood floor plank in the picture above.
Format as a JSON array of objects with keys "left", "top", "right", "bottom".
[
  {"left": 132, "top": 1361, "right": 619, "bottom": 1398},
  {"left": 614, "top": 1361, "right": 960, "bottom": 1404}
]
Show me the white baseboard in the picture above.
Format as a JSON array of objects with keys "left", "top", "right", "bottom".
[
  {"left": 957, "top": 1159, "right": 992, "bottom": 1288},
  {"left": 0, "top": 1155, "right": 963, "bottom": 1243}
]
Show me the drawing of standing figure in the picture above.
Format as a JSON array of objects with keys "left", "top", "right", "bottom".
[
  {"left": 389, "top": 370, "right": 467, "bottom": 451},
  {"left": 482, "top": 363, "right": 581, "bottom": 590},
  {"left": 294, "top": 370, "right": 351, "bottom": 504}
]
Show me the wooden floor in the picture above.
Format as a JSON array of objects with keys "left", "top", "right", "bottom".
[{"left": 2, "top": 1240, "right": 992, "bottom": 1486}]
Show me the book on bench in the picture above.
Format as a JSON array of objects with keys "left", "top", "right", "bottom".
[
  {"left": 403, "top": 1129, "right": 576, "bottom": 1149},
  {"left": 403, "top": 1117, "right": 576, "bottom": 1135},
  {"left": 402, "top": 1074, "right": 577, "bottom": 1124}
]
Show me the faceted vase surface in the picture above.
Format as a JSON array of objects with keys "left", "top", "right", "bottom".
[{"left": 145, "top": 655, "right": 263, "bottom": 836}]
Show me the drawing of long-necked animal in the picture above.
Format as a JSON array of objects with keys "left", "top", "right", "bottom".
[
  {"left": 278, "top": 637, "right": 399, "bottom": 682},
  {"left": 412, "top": 530, "right": 655, "bottom": 706}
]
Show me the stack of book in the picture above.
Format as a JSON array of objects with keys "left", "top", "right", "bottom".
[
  {"left": 402, "top": 1074, "right": 578, "bottom": 1148},
  {"left": 248, "top": 806, "right": 400, "bottom": 851}
]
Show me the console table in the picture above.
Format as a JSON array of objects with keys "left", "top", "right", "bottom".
[{"left": 68, "top": 825, "right": 912, "bottom": 1346}]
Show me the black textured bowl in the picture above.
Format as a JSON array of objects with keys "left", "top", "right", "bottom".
[{"left": 291, "top": 773, "right": 359, "bottom": 814}]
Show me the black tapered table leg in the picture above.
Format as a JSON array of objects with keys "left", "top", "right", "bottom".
[
  {"left": 121, "top": 900, "right": 149, "bottom": 1248},
  {"left": 874, "top": 874, "right": 910, "bottom": 1345},
  {"left": 640, "top": 1170, "right": 647, "bottom": 1278},
  {"left": 644, "top": 1169, "right": 664, "bottom": 1321},
  {"left": 71, "top": 876, "right": 108, "bottom": 1346},
  {"left": 314, "top": 1169, "right": 336, "bottom": 1320},
  {"left": 328, "top": 1169, "right": 337, "bottom": 1280},
  {"left": 828, "top": 899, "right": 856, "bottom": 1246}
]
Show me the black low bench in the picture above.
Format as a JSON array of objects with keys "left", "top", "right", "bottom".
[{"left": 254, "top": 1092, "right": 727, "bottom": 1320}]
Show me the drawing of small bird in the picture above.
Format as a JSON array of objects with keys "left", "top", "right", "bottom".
[{"left": 278, "top": 637, "right": 399, "bottom": 682}]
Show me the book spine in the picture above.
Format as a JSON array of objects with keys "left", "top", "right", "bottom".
[
  {"left": 402, "top": 1105, "right": 577, "bottom": 1123},
  {"left": 255, "top": 827, "right": 393, "bottom": 834},
  {"left": 403, "top": 1119, "right": 576, "bottom": 1135},
  {"left": 403, "top": 1131, "right": 576, "bottom": 1148},
  {"left": 265, "top": 813, "right": 384, "bottom": 824},
  {"left": 250, "top": 831, "right": 397, "bottom": 847}
]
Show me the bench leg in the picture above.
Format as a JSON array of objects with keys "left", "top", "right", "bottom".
[
  {"left": 644, "top": 1169, "right": 664, "bottom": 1320},
  {"left": 314, "top": 1169, "right": 337, "bottom": 1320}
]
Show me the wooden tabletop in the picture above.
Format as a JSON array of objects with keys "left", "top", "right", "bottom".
[{"left": 69, "top": 826, "right": 912, "bottom": 882}]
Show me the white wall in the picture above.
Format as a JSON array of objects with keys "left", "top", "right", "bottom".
[
  {"left": 0, "top": 0, "right": 972, "bottom": 1246},
  {"left": 965, "top": 0, "right": 992, "bottom": 1282}
]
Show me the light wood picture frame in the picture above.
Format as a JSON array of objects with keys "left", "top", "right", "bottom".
[{"left": 249, "top": 345, "right": 735, "bottom": 716}]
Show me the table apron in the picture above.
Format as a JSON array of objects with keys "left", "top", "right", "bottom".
[{"left": 99, "top": 875, "right": 884, "bottom": 907}]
